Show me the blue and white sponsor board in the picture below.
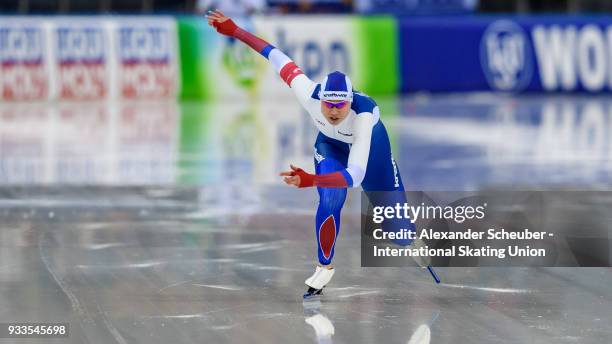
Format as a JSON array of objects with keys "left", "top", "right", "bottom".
[
  {"left": 400, "top": 16, "right": 612, "bottom": 93},
  {"left": 53, "top": 18, "right": 109, "bottom": 99},
  {"left": 0, "top": 16, "right": 179, "bottom": 101},
  {"left": 115, "top": 17, "right": 179, "bottom": 99},
  {"left": 0, "top": 17, "right": 49, "bottom": 100}
]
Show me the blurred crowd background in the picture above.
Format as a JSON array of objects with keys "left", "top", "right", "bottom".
[{"left": 2, "top": 0, "right": 612, "bottom": 14}]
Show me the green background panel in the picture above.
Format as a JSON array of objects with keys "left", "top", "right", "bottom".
[
  {"left": 177, "top": 17, "right": 214, "bottom": 101},
  {"left": 353, "top": 17, "right": 399, "bottom": 96}
]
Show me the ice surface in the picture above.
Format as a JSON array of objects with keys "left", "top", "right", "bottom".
[{"left": 0, "top": 95, "right": 611, "bottom": 343}]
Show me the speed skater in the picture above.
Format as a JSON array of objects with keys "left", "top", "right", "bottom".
[{"left": 206, "top": 10, "right": 440, "bottom": 299}]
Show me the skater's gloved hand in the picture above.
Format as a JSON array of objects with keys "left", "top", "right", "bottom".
[
  {"left": 206, "top": 9, "right": 239, "bottom": 36},
  {"left": 280, "top": 164, "right": 315, "bottom": 188}
]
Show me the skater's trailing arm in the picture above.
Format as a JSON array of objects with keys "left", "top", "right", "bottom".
[{"left": 206, "top": 10, "right": 317, "bottom": 106}]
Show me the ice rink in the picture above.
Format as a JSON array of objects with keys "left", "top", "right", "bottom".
[{"left": 1, "top": 94, "right": 611, "bottom": 343}]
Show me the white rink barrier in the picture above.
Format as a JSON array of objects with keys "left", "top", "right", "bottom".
[{"left": 0, "top": 16, "right": 179, "bottom": 101}]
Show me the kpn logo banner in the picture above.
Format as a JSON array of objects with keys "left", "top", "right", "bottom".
[
  {"left": 0, "top": 16, "right": 179, "bottom": 101},
  {"left": 402, "top": 16, "right": 612, "bottom": 93},
  {"left": 176, "top": 16, "right": 399, "bottom": 101},
  {"left": 253, "top": 16, "right": 398, "bottom": 97}
]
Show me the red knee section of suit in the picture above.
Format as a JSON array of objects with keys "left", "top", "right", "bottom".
[{"left": 319, "top": 215, "right": 336, "bottom": 260}]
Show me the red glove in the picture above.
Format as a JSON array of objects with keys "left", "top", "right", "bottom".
[
  {"left": 206, "top": 10, "right": 272, "bottom": 58},
  {"left": 292, "top": 168, "right": 316, "bottom": 188},
  {"left": 280, "top": 165, "right": 348, "bottom": 188},
  {"left": 212, "top": 18, "right": 238, "bottom": 36}
]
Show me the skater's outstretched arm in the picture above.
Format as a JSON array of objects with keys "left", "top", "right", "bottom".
[
  {"left": 279, "top": 97, "right": 377, "bottom": 189},
  {"left": 279, "top": 114, "right": 373, "bottom": 189},
  {"left": 208, "top": 10, "right": 361, "bottom": 189},
  {"left": 206, "top": 10, "right": 316, "bottom": 104}
]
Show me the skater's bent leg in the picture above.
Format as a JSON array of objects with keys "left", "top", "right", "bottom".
[
  {"left": 361, "top": 122, "right": 415, "bottom": 247},
  {"left": 304, "top": 137, "right": 349, "bottom": 297},
  {"left": 315, "top": 157, "right": 347, "bottom": 266}
]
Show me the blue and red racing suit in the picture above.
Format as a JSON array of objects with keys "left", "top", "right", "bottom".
[{"left": 212, "top": 18, "right": 414, "bottom": 265}]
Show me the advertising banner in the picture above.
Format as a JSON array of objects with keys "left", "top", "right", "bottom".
[
  {"left": 54, "top": 19, "right": 109, "bottom": 100},
  {"left": 115, "top": 17, "right": 179, "bottom": 99},
  {"left": 0, "top": 16, "right": 179, "bottom": 101},
  {"left": 400, "top": 16, "right": 612, "bottom": 93},
  {"left": 357, "top": 0, "right": 477, "bottom": 15},
  {"left": 177, "top": 16, "right": 399, "bottom": 100},
  {"left": 0, "top": 18, "right": 49, "bottom": 100},
  {"left": 8, "top": 15, "right": 612, "bottom": 98}
]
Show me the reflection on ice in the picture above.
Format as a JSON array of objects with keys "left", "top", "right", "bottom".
[
  {"left": 407, "top": 310, "right": 439, "bottom": 344},
  {"left": 400, "top": 95, "right": 612, "bottom": 188},
  {"left": 191, "top": 284, "right": 243, "bottom": 291},
  {"left": 304, "top": 299, "right": 335, "bottom": 344},
  {"left": 335, "top": 290, "right": 380, "bottom": 299},
  {"left": 305, "top": 314, "right": 335, "bottom": 344},
  {"left": 406, "top": 324, "right": 431, "bottom": 344},
  {"left": 0, "top": 101, "right": 178, "bottom": 184},
  {"left": 85, "top": 242, "right": 129, "bottom": 250},
  {"left": 76, "top": 261, "right": 165, "bottom": 269},
  {"left": 2, "top": 95, "right": 612, "bottom": 343},
  {"left": 2, "top": 95, "right": 612, "bottom": 188},
  {"left": 441, "top": 283, "right": 532, "bottom": 294}
]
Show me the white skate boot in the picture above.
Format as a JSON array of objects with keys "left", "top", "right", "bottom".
[{"left": 303, "top": 265, "right": 335, "bottom": 299}]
